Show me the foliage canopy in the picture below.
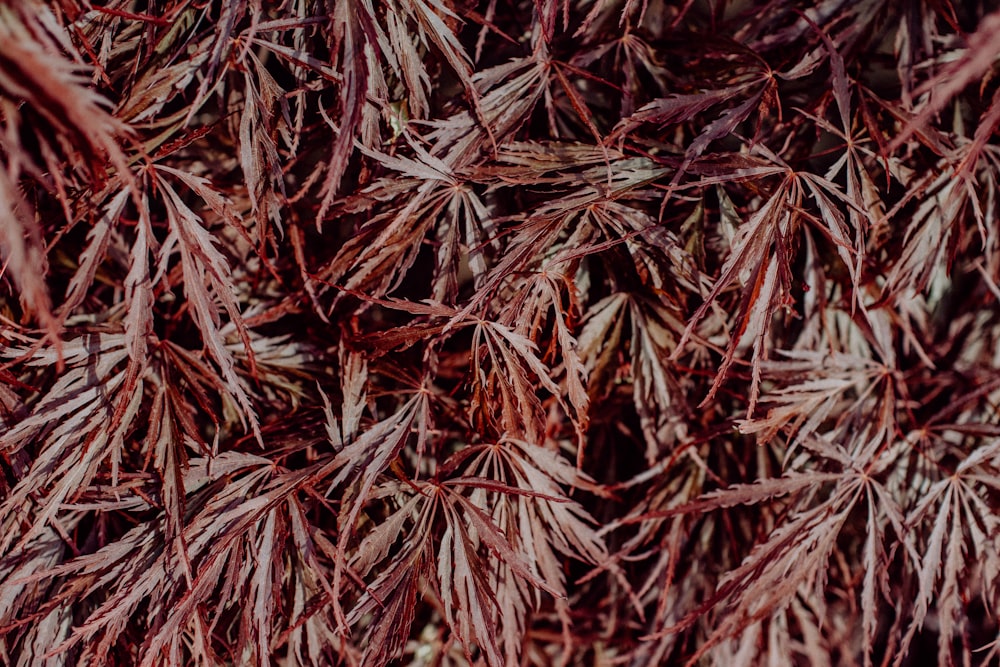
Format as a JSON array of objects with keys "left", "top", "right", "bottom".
[{"left": 3, "top": 0, "right": 1000, "bottom": 665}]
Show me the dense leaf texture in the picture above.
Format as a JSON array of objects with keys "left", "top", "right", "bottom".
[{"left": 2, "top": 0, "right": 1000, "bottom": 665}]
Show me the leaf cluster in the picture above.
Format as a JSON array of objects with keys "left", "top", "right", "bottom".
[{"left": 3, "top": 0, "right": 1000, "bottom": 665}]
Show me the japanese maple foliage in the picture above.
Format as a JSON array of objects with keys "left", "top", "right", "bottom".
[{"left": 2, "top": 0, "right": 1000, "bottom": 665}]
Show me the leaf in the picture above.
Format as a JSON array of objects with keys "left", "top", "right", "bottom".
[{"left": 155, "top": 170, "right": 260, "bottom": 440}]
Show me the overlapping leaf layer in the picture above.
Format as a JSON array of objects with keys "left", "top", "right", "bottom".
[{"left": 2, "top": 1, "right": 1000, "bottom": 665}]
